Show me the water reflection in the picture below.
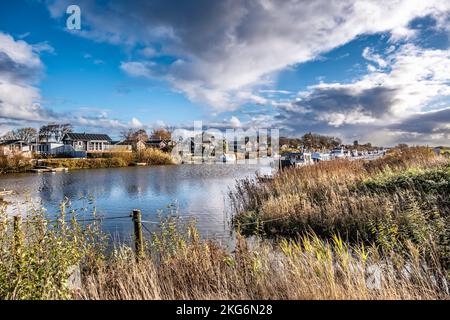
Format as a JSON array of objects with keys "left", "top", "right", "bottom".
[{"left": 0, "top": 162, "right": 268, "bottom": 243}]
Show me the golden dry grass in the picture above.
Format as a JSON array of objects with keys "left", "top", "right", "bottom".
[{"left": 80, "top": 227, "right": 448, "bottom": 300}]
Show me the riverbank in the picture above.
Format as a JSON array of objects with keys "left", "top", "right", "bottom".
[
  {"left": 0, "top": 149, "right": 174, "bottom": 174},
  {"left": 0, "top": 207, "right": 447, "bottom": 300},
  {"left": 231, "top": 147, "right": 450, "bottom": 276}
]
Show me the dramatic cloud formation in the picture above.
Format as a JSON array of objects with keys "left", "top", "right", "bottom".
[
  {"left": 0, "top": 32, "right": 50, "bottom": 123},
  {"left": 46, "top": 0, "right": 450, "bottom": 111},
  {"left": 0, "top": 0, "right": 445, "bottom": 143},
  {"left": 276, "top": 44, "right": 450, "bottom": 145}
]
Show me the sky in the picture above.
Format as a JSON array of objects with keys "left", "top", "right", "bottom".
[{"left": 0, "top": 0, "right": 450, "bottom": 146}]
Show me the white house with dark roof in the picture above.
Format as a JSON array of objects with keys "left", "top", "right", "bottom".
[
  {"left": 62, "top": 133, "right": 113, "bottom": 153},
  {"left": 0, "top": 140, "right": 31, "bottom": 157}
]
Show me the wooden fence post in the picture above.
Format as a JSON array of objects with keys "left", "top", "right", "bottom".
[
  {"left": 132, "top": 209, "right": 144, "bottom": 260},
  {"left": 13, "top": 215, "right": 23, "bottom": 258}
]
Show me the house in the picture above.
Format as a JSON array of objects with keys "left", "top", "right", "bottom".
[
  {"left": 62, "top": 133, "right": 112, "bottom": 153},
  {"left": 32, "top": 142, "right": 63, "bottom": 154},
  {"left": 0, "top": 140, "right": 31, "bottom": 158},
  {"left": 31, "top": 142, "right": 79, "bottom": 156},
  {"left": 231, "top": 138, "right": 259, "bottom": 158},
  {"left": 146, "top": 138, "right": 170, "bottom": 150},
  {"left": 114, "top": 140, "right": 139, "bottom": 152}
]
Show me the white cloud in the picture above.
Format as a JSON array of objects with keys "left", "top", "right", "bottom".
[
  {"left": 0, "top": 32, "right": 42, "bottom": 69},
  {"left": 129, "top": 117, "right": 143, "bottom": 128},
  {"left": 274, "top": 43, "right": 450, "bottom": 145},
  {"left": 362, "top": 47, "right": 388, "bottom": 68},
  {"left": 46, "top": 0, "right": 450, "bottom": 111},
  {"left": 120, "top": 61, "right": 155, "bottom": 78},
  {"left": 229, "top": 116, "right": 242, "bottom": 128},
  {"left": 0, "top": 32, "right": 53, "bottom": 122},
  {"left": 140, "top": 47, "right": 158, "bottom": 57}
]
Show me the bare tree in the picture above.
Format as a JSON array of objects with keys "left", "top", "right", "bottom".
[
  {"left": 39, "top": 123, "right": 73, "bottom": 142},
  {"left": 121, "top": 128, "right": 149, "bottom": 142},
  {"left": 1, "top": 131, "right": 16, "bottom": 141},
  {"left": 1, "top": 128, "right": 37, "bottom": 143},
  {"left": 14, "top": 127, "right": 37, "bottom": 143}
]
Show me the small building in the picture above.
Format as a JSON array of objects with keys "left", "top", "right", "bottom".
[
  {"left": 0, "top": 140, "right": 31, "bottom": 157},
  {"left": 31, "top": 142, "right": 82, "bottom": 156},
  {"left": 146, "top": 138, "right": 169, "bottom": 150},
  {"left": 114, "top": 140, "right": 140, "bottom": 152},
  {"left": 62, "top": 133, "right": 112, "bottom": 153}
]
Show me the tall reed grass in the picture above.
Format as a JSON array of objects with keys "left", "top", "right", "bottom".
[
  {"left": 230, "top": 147, "right": 450, "bottom": 276},
  {"left": 1, "top": 204, "right": 448, "bottom": 300},
  {"left": 78, "top": 219, "right": 450, "bottom": 300}
]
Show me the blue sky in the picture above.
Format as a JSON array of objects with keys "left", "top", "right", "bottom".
[{"left": 1, "top": 0, "right": 450, "bottom": 146}]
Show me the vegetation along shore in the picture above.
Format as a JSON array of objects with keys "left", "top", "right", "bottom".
[
  {"left": 0, "top": 146, "right": 449, "bottom": 300},
  {"left": 0, "top": 148, "right": 174, "bottom": 174}
]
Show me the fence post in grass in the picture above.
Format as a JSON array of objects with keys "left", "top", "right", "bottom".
[
  {"left": 132, "top": 209, "right": 144, "bottom": 261},
  {"left": 13, "top": 215, "right": 23, "bottom": 259}
]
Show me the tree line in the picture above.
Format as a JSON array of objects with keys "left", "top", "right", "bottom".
[
  {"left": 1, "top": 124, "right": 73, "bottom": 144},
  {"left": 1, "top": 123, "right": 172, "bottom": 144},
  {"left": 279, "top": 132, "right": 384, "bottom": 150},
  {"left": 280, "top": 132, "right": 342, "bottom": 150}
]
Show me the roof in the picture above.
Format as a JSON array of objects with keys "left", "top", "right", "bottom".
[
  {"left": 147, "top": 139, "right": 168, "bottom": 144},
  {"left": 64, "top": 133, "right": 112, "bottom": 141},
  {"left": 0, "top": 139, "right": 26, "bottom": 146},
  {"left": 114, "top": 140, "right": 135, "bottom": 145}
]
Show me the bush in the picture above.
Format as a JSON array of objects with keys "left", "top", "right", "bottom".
[
  {"left": 135, "top": 148, "right": 174, "bottom": 165},
  {"left": 0, "top": 202, "right": 105, "bottom": 299},
  {"left": 37, "top": 149, "right": 173, "bottom": 170},
  {"left": 0, "top": 154, "right": 33, "bottom": 174}
]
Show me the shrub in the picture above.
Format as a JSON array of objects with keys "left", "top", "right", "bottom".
[
  {"left": 135, "top": 148, "right": 174, "bottom": 165},
  {"left": 0, "top": 154, "right": 33, "bottom": 174},
  {"left": 0, "top": 202, "right": 105, "bottom": 299}
]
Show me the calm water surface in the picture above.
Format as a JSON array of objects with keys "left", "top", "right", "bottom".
[{"left": 0, "top": 162, "right": 269, "bottom": 243}]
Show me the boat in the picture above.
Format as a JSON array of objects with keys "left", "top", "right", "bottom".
[
  {"left": 281, "top": 152, "right": 314, "bottom": 168},
  {"left": 31, "top": 166, "right": 68, "bottom": 173},
  {"left": 256, "top": 167, "right": 276, "bottom": 182},
  {"left": 330, "top": 148, "right": 346, "bottom": 159},
  {"left": 219, "top": 153, "right": 236, "bottom": 163},
  {"left": 311, "top": 152, "right": 331, "bottom": 162}
]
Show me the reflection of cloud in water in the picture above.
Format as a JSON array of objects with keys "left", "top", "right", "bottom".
[{"left": 0, "top": 163, "right": 270, "bottom": 242}]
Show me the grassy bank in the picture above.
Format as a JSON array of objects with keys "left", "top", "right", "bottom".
[
  {"left": 230, "top": 147, "right": 450, "bottom": 273},
  {"left": 0, "top": 149, "right": 174, "bottom": 174},
  {"left": 0, "top": 206, "right": 448, "bottom": 300},
  {"left": 41, "top": 149, "right": 174, "bottom": 169}
]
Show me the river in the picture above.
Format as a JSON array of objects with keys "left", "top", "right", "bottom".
[{"left": 0, "top": 160, "right": 271, "bottom": 244}]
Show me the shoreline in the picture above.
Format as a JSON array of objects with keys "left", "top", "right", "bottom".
[{"left": 0, "top": 149, "right": 175, "bottom": 175}]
